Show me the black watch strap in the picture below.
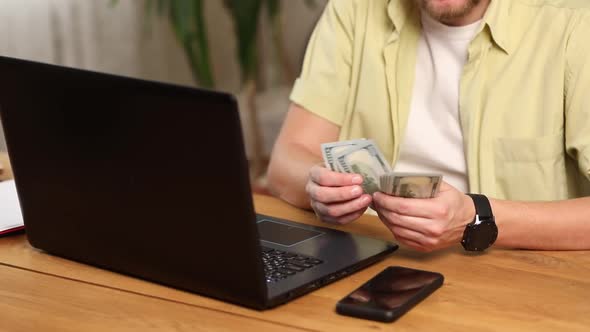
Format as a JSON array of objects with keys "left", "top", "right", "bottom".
[
  {"left": 463, "top": 194, "right": 497, "bottom": 252},
  {"left": 466, "top": 194, "right": 493, "bottom": 219}
]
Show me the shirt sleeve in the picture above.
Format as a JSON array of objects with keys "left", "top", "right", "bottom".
[
  {"left": 565, "top": 10, "right": 590, "bottom": 181},
  {"left": 289, "top": 0, "right": 354, "bottom": 126}
]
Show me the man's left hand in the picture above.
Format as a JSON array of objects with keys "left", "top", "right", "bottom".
[{"left": 372, "top": 182, "right": 476, "bottom": 252}]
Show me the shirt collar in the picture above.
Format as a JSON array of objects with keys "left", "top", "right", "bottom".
[
  {"left": 387, "top": 0, "right": 416, "bottom": 35},
  {"left": 482, "top": 0, "right": 511, "bottom": 54},
  {"left": 387, "top": 0, "right": 512, "bottom": 54}
]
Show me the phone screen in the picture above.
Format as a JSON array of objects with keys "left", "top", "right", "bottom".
[{"left": 337, "top": 266, "right": 443, "bottom": 322}]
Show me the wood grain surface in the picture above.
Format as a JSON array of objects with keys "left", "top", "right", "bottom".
[{"left": 0, "top": 194, "right": 588, "bottom": 331}]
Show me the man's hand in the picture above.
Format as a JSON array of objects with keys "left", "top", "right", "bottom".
[
  {"left": 306, "top": 165, "right": 372, "bottom": 225},
  {"left": 373, "top": 182, "right": 475, "bottom": 252}
]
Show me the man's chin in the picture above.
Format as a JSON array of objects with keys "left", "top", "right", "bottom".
[{"left": 418, "top": 0, "right": 480, "bottom": 21}]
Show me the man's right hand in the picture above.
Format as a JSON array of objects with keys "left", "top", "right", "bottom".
[{"left": 306, "top": 165, "right": 372, "bottom": 225}]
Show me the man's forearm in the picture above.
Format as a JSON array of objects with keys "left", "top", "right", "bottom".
[
  {"left": 267, "top": 144, "right": 320, "bottom": 210},
  {"left": 491, "top": 197, "right": 590, "bottom": 250}
]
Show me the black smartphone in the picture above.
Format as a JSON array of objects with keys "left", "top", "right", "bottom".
[{"left": 336, "top": 266, "right": 444, "bottom": 322}]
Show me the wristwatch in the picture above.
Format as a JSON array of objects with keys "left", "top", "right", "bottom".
[{"left": 461, "top": 194, "right": 498, "bottom": 252}]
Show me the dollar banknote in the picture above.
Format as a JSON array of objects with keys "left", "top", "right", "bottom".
[
  {"left": 321, "top": 139, "right": 442, "bottom": 198},
  {"left": 321, "top": 139, "right": 366, "bottom": 172},
  {"left": 333, "top": 140, "right": 392, "bottom": 194},
  {"left": 380, "top": 173, "right": 442, "bottom": 198}
]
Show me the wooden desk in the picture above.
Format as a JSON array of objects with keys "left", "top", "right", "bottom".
[{"left": 1, "top": 195, "right": 589, "bottom": 331}]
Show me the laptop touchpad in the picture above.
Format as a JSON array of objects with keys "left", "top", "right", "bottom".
[{"left": 258, "top": 220, "right": 323, "bottom": 247}]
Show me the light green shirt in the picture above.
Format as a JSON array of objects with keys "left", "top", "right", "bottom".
[{"left": 290, "top": 0, "right": 590, "bottom": 201}]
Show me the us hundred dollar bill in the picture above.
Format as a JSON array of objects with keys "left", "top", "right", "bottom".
[
  {"left": 333, "top": 141, "right": 392, "bottom": 194},
  {"left": 321, "top": 139, "right": 442, "bottom": 198},
  {"left": 380, "top": 173, "right": 442, "bottom": 198},
  {"left": 321, "top": 139, "right": 366, "bottom": 172}
]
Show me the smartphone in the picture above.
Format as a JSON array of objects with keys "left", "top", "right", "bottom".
[{"left": 336, "top": 266, "right": 444, "bottom": 322}]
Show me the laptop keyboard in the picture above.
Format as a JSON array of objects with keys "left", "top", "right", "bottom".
[{"left": 261, "top": 246, "right": 323, "bottom": 283}]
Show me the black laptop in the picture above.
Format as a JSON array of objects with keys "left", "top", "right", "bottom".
[{"left": 0, "top": 56, "right": 397, "bottom": 309}]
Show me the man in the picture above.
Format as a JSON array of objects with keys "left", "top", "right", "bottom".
[{"left": 267, "top": 0, "right": 590, "bottom": 252}]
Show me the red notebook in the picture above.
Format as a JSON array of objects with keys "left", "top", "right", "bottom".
[{"left": 0, "top": 180, "right": 24, "bottom": 236}]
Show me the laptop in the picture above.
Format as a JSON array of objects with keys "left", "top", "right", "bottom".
[{"left": 0, "top": 56, "right": 398, "bottom": 309}]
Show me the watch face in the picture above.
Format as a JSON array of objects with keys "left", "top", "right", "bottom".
[{"left": 464, "top": 220, "right": 498, "bottom": 251}]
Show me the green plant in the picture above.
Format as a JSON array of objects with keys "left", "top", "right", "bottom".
[
  {"left": 125, "top": 0, "right": 318, "bottom": 88},
  {"left": 144, "top": 0, "right": 214, "bottom": 87},
  {"left": 222, "top": 0, "right": 317, "bottom": 85},
  {"left": 222, "top": 0, "right": 262, "bottom": 85}
]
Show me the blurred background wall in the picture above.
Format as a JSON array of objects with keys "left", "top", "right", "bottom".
[{"left": 0, "top": 0, "right": 327, "bottom": 171}]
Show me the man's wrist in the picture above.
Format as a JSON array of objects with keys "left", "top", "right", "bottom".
[
  {"left": 452, "top": 194, "right": 477, "bottom": 245},
  {"left": 462, "top": 193, "right": 477, "bottom": 227}
]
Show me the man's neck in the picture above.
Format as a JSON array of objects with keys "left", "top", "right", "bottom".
[{"left": 439, "top": 0, "right": 491, "bottom": 26}]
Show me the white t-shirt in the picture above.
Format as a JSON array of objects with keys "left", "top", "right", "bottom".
[{"left": 393, "top": 13, "right": 482, "bottom": 193}]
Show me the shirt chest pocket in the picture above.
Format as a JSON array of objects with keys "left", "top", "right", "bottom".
[{"left": 493, "top": 133, "right": 567, "bottom": 201}]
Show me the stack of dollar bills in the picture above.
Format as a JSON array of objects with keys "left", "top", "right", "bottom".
[{"left": 321, "top": 139, "right": 442, "bottom": 198}]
